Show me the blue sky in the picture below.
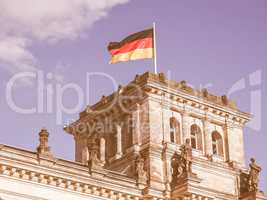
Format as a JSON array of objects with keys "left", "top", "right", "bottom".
[{"left": 0, "top": 0, "right": 266, "bottom": 192}]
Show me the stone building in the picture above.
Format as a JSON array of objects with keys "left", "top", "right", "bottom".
[{"left": 0, "top": 72, "right": 266, "bottom": 200}]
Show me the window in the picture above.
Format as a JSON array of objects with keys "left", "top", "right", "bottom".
[
  {"left": 170, "top": 117, "right": 181, "bottom": 144},
  {"left": 190, "top": 124, "right": 203, "bottom": 151},
  {"left": 212, "top": 131, "right": 224, "bottom": 156}
]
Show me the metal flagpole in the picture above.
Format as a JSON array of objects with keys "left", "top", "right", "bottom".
[{"left": 153, "top": 22, "right": 157, "bottom": 74}]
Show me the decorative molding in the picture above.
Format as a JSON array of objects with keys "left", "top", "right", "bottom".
[{"left": 0, "top": 163, "right": 144, "bottom": 200}]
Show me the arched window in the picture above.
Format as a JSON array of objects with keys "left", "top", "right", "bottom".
[
  {"left": 170, "top": 117, "right": 181, "bottom": 144},
  {"left": 190, "top": 124, "right": 203, "bottom": 151},
  {"left": 212, "top": 131, "right": 224, "bottom": 156}
]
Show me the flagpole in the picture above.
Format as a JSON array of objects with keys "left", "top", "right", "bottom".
[{"left": 153, "top": 22, "right": 157, "bottom": 74}]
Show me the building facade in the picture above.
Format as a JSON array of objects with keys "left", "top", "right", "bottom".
[{"left": 0, "top": 72, "right": 266, "bottom": 200}]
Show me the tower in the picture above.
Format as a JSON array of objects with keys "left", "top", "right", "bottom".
[{"left": 65, "top": 72, "right": 260, "bottom": 200}]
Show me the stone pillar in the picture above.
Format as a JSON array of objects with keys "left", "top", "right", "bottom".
[
  {"left": 133, "top": 103, "right": 141, "bottom": 145},
  {"left": 162, "top": 144, "right": 172, "bottom": 198},
  {"left": 181, "top": 111, "right": 190, "bottom": 143},
  {"left": 223, "top": 121, "right": 230, "bottom": 162},
  {"left": 116, "top": 125, "right": 122, "bottom": 159},
  {"left": 81, "top": 147, "right": 89, "bottom": 164},
  {"left": 203, "top": 118, "right": 212, "bottom": 156},
  {"left": 100, "top": 137, "right": 106, "bottom": 164}
]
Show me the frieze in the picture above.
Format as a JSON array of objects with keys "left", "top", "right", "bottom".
[{"left": 0, "top": 163, "right": 143, "bottom": 200}]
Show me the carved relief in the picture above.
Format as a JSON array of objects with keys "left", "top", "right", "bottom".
[
  {"left": 171, "top": 138, "right": 194, "bottom": 188},
  {"left": 135, "top": 155, "right": 148, "bottom": 186},
  {"left": 240, "top": 158, "right": 262, "bottom": 194},
  {"left": 87, "top": 135, "right": 103, "bottom": 173},
  {"left": 180, "top": 138, "right": 193, "bottom": 173},
  {"left": 248, "top": 158, "right": 261, "bottom": 192}
]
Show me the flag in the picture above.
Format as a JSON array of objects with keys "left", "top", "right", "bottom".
[{"left": 108, "top": 28, "right": 154, "bottom": 64}]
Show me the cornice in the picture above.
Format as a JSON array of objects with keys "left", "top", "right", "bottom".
[
  {"left": 144, "top": 83, "right": 251, "bottom": 124},
  {"left": 65, "top": 72, "right": 251, "bottom": 136},
  {"left": 0, "top": 145, "right": 151, "bottom": 200}
]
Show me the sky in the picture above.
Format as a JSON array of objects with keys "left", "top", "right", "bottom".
[{"left": 0, "top": 0, "right": 267, "bottom": 193}]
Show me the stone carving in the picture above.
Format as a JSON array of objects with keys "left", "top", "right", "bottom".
[
  {"left": 180, "top": 80, "right": 194, "bottom": 94},
  {"left": 240, "top": 158, "right": 262, "bottom": 194},
  {"left": 135, "top": 155, "right": 148, "bottom": 185},
  {"left": 101, "top": 95, "right": 108, "bottom": 104},
  {"left": 206, "top": 154, "right": 213, "bottom": 162},
  {"left": 202, "top": 88, "right": 208, "bottom": 98},
  {"left": 117, "top": 84, "right": 124, "bottom": 94},
  {"left": 221, "top": 95, "right": 228, "bottom": 105},
  {"left": 180, "top": 80, "right": 187, "bottom": 90},
  {"left": 37, "top": 128, "right": 53, "bottom": 159},
  {"left": 171, "top": 152, "right": 183, "bottom": 181},
  {"left": 248, "top": 158, "right": 261, "bottom": 192},
  {"left": 87, "top": 135, "right": 103, "bottom": 173},
  {"left": 134, "top": 74, "right": 140, "bottom": 83},
  {"left": 171, "top": 139, "right": 193, "bottom": 187},
  {"left": 86, "top": 105, "right": 93, "bottom": 113},
  {"left": 180, "top": 138, "right": 193, "bottom": 173},
  {"left": 158, "top": 72, "right": 166, "bottom": 83}
]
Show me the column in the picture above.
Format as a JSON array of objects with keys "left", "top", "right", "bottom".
[
  {"left": 222, "top": 122, "right": 230, "bottom": 162},
  {"left": 136, "top": 103, "right": 141, "bottom": 145},
  {"left": 81, "top": 147, "right": 89, "bottom": 164},
  {"left": 203, "top": 118, "right": 212, "bottom": 156},
  {"left": 133, "top": 103, "right": 141, "bottom": 145},
  {"left": 100, "top": 137, "right": 106, "bottom": 163},
  {"left": 116, "top": 125, "right": 122, "bottom": 158}
]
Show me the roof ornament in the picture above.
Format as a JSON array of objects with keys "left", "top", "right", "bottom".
[
  {"left": 248, "top": 158, "right": 262, "bottom": 192},
  {"left": 221, "top": 95, "right": 229, "bottom": 105},
  {"left": 202, "top": 88, "right": 208, "bottom": 98},
  {"left": 37, "top": 128, "right": 52, "bottom": 157},
  {"left": 36, "top": 128, "right": 54, "bottom": 165}
]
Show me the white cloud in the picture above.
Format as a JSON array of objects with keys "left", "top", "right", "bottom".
[
  {"left": 0, "top": 36, "right": 37, "bottom": 86},
  {"left": 0, "top": 0, "right": 129, "bottom": 86}
]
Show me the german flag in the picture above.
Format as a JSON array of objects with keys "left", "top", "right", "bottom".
[{"left": 108, "top": 28, "right": 154, "bottom": 64}]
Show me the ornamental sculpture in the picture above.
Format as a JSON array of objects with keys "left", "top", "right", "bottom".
[
  {"left": 248, "top": 158, "right": 261, "bottom": 192},
  {"left": 240, "top": 158, "right": 262, "bottom": 194},
  {"left": 171, "top": 138, "right": 193, "bottom": 187},
  {"left": 87, "top": 135, "right": 103, "bottom": 173},
  {"left": 135, "top": 155, "right": 148, "bottom": 186},
  {"left": 180, "top": 138, "right": 193, "bottom": 173}
]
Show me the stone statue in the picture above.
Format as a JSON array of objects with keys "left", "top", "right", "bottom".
[
  {"left": 135, "top": 155, "right": 147, "bottom": 185},
  {"left": 171, "top": 138, "right": 193, "bottom": 187},
  {"left": 180, "top": 138, "right": 193, "bottom": 173},
  {"left": 248, "top": 158, "right": 261, "bottom": 192},
  {"left": 87, "top": 135, "right": 103, "bottom": 173},
  {"left": 171, "top": 152, "right": 183, "bottom": 182}
]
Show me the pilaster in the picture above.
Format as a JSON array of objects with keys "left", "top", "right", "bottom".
[
  {"left": 202, "top": 118, "right": 212, "bottom": 156},
  {"left": 181, "top": 111, "right": 190, "bottom": 143}
]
